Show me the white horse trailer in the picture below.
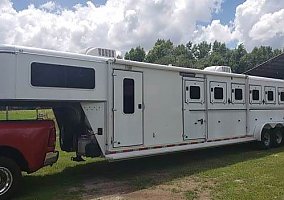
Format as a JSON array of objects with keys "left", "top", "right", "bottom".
[{"left": 0, "top": 45, "right": 283, "bottom": 161}]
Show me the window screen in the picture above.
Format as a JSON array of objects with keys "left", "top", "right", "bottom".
[
  {"left": 123, "top": 78, "right": 135, "bottom": 114},
  {"left": 281, "top": 92, "right": 284, "bottom": 102},
  {"left": 252, "top": 90, "right": 260, "bottom": 100},
  {"left": 190, "top": 86, "right": 200, "bottom": 99},
  {"left": 267, "top": 91, "right": 274, "bottom": 101},
  {"left": 214, "top": 87, "right": 223, "bottom": 100},
  {"left": 31, "top": 62, "right": 95, "bottom": 89},
  {"left": 235, "top": 88, "right": 243, "bottom": 100}
]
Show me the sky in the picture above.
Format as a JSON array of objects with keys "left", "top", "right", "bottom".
[{"left": 0, "top": 0, "right": 283, "bottom": 53}]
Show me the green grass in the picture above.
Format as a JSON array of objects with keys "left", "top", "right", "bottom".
[
  {"left": 2, "top": 110, "right": 284, "bottom": 200},
  {"left": 185, "top": 190, "right": 198, "bottom": 200},
  {"left": 15, "top": 143, "right": 284, "bottom": 200},
  {"left": 0, "top": 109, "right": 55, "bottom": 121},
  {"left": 0, "top": 110, "right": 37, "bottom": 120}
]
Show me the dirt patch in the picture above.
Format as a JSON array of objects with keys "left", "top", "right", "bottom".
[{"left": 69, "top": 175, "right": 215, "bottom": 200}]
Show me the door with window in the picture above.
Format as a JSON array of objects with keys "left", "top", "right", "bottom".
[
  {"left": 113, "top": 70, "right": 143, "bottom": 147},
  {"left": 183, "top": 79, "right": 206, "bottom": 140}
]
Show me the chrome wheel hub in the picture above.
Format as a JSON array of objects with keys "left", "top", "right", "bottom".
[
  {"left": 275, "top": 132, "right": 283, "bottom": 144},
  {"left": 0, "top": 167, "right": 13, "bottom": 195},
  {"left": 263, "top": 133, "right": 270, "bottom": 146}
]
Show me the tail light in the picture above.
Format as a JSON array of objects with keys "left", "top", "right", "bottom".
[{"left": 48, "top": 127, "right": 56, "bottom": 148}]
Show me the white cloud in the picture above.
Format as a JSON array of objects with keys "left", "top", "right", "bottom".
[
  {"left": 234, "top": 0, "right": 284, "bottom": 50},
  {"left": 1, "top": 0, "right": 283, "bottom": 53},
  {"left": 40, "top": 1, "right": 55, "bottom": 10},
  {"left": 0, "top": 0, "right": 222, "bottom": 52},
  {"left": 192, "top": 0, "right": 284, "bottom": 51},
  {"left": 192, "top": 20, "right": 235, "bottom": 44}
]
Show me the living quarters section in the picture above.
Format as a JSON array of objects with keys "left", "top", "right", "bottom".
[
  {"left": 14, "top": 48, "right": 108, "bottom": 101},
  {"left": 109, "top": 65, "right": 184, "bottom": 151},
  {"left": 0, "top": 52, "right": 17, "bottom": 100}
]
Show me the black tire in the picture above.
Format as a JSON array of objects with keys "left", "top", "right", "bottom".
[
  {"left": 260, "top": 129, "right": 272, "bottom": 149},
  {"left": 0, "top": 157, "right": 21, "bottom": 200},
  {"left": 272, "top": 128, "right": 283, "bottom": 148}
]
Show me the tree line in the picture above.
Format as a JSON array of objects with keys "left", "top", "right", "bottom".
[{"left": 124, "top": 39, "right": 283, "bottom": 73}]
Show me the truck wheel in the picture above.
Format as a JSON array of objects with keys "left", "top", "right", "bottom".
[
  {"left": 272, "top": 129, "right": 283, "bottom": 148},
  {"left": 260, "top": 129, "right": 272, "bottom": 149},
  {"left": 0, "top": 157, "right": 21, "bottom": 200}
]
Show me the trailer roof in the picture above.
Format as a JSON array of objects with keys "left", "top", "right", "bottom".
[
  {"left": 0, "top": 44, "right": 110, "bottom": 63},
  {"left": 1, "top": 44, "right": 283, "bottom": 82},
  {"left": 244, "top": 53, "right": 284, "bottom": 80},
  {"left": 0, "top": 44, "right": 247, "bottom": 78}
]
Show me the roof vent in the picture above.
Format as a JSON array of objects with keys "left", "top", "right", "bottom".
[
  {"left": 204, "top": 66, "right": 232, "bottom": 73},
  {"left": 85, "top": 47, "right": 116, "bottom": 58}
]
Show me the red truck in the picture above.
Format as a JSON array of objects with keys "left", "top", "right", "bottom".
[{"left": 0, "top": 120, "right": 58, "bottom": 200}]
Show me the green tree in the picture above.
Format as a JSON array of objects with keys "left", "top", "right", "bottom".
[
  {"left": 212, "top": 41, "right": 227, "bottom": 55},
  {"left": 230, "top": 44, "right": 247, "bottom": 73},
  {"left": 192, "top": 41, "right": 211, "bottom": 59},
  {"left": 124, "top": 46, "right": 146, "bottom": 62},
  {"left": 125, "top": 40, "right": 283, "bottom": 73},
  {"left": 173, "top": 44, "right": 195, "bottom": 67},
  {"left": 145, "top": 39, "right": 175, "bottom": 65}
]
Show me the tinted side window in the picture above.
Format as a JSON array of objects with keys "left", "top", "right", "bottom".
[
  {"left": 123, "top": 79, "right": 135, "bottom": 114},
  {"left": 252, "top": 90, "right": 260, "bottom": 100},
  {"left": 268, "top": 91, "right": 274, "bottom": 101},
  {"left": 31, "top": 63, "right": 95, "bottom": 89},
  {"left": 190, "top": 86, "right": 200, "bottom": 99},
  {"left": 281, "top": 92, "right": 284, "bottom": 102},
  {"left": 235, "top": 88, "right": 243, "bottom": 100},
  {"left": 214, "top": 87, "right": 223, "bottom": 99}
]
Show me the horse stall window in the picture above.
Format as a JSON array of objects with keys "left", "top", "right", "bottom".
[
  {"left": 264, "top": 86, "right": 276, "bottom": 104},
  {"left": 210, "top": 82, "right": 227, "bottom": 104},
  {"left": 249, "top": 85, "right": 262, "bottom": 104},
  {"left": 235, "top": 89, "right": 243, "bottom": 100},
  {"left": 268, "top": 91, "right": 274, "bottom": 101},
  {"left": 190, "top": 86, "right": 200, "bottom": 99},
  {"left": 232, "top": 83, "right": 245, "bottom": 104},
  {"left": 31, "top": 62, "right": 95, "bottom": 89},
  {"left": 214, "top": 87, "right": 223, "bottom": 100},
  {"left": 123, "top": 78, "right": 135, "bottom": 114},
  {"left": 252, "top": 90, "right": 260, "bottom": 100},
  {"left": 278, "top": 88, "right": 284, "bottom": 104}
]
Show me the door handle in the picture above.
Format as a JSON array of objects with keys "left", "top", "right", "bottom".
[
  {"left": 138, "top": 104, "right": 142, "bottom": 109},
  {"left": 197, "top": 119, "right": 204, "bottom": 125}
]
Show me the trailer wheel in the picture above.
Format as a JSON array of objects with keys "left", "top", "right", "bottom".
[
  {"left": 260, "top": 129, "right": 272, "bottom": 149},
  {"left": 272, "top": 129, "right": 283, "bottom": 148},
  {"left": 0, "top": 157, "right": 21, "bottom": 200}
]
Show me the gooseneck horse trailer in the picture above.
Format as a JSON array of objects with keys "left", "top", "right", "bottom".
[{"left": 0, "top": 45, "right": 283, "bottom": 161}]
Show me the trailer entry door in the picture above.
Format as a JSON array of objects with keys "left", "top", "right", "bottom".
[
  {"left": 113, "top": 70, "right": 143, "bottom": 147},
  {"left": 183, "top": 79, "right": 206, "bottom": 140}
]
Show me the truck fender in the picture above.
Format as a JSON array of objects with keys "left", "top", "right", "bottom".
[
  {"left": 253, "top": 122, "right": 284, "bottom": 141},
  {"left": 0, "top": 146, "right": 29, "bottom": 172}
]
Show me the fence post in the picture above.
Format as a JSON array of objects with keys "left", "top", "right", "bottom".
[
  {"left": 5, "top": 106, "right": 8, "bottom": 120},
  {"left": 36, "top": 108, "right": 39, "bottom": 120}
]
